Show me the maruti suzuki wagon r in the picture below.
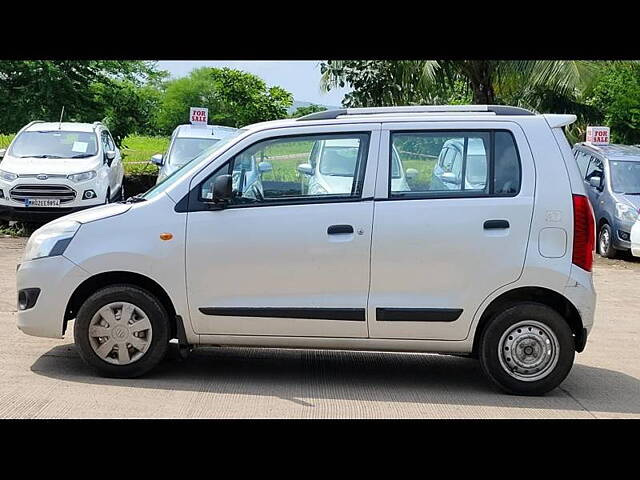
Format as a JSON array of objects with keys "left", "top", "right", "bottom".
[{"left": 16, "top": 105, "right": 596, "bottom": 396}]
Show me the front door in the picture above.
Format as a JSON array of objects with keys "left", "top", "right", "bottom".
[
  {"left": 367, "top": 122, "right": 535, "bottom": 341},
  {"left": 185, "top": 127, "right": 379, "bottom": 338}
]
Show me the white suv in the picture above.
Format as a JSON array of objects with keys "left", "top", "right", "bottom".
[
  {"left": 0, "top": 121, "right": 124, "bottom": 223},
  {"left": 16, "top": 105, "right": 596, "bottom": 396}
]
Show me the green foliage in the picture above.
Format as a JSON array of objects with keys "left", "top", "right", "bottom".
[
  {"left": 0, "top": 134, "right": 14, "bottom": 149},
  {"left": 585, "top": 63, "right": 640, "bottom": 144},
  {"left": 0, "top": 61, "right": 161, "bottom": 137},
  {"left": 155, "top": 67, "right": 293, "bottom": 134},
  {"left": 290, "top": 104, "right": 327, "bottom": 117},
  {"left": 120, "top": 135, "right": 170, "bottom": 175}
]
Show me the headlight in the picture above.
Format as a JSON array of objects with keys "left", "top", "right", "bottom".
[
  {"left": 23, "top": 220, "right": 81, "bottom": 262},
  {"left": 67, "top": 171, "right": 97, "bottom": 183},
  {"left": 0, "top": 169, "right": 17, "bottom": 181},
  {"left": 615, "top": 202, "right": 639, "bottom": 223}
]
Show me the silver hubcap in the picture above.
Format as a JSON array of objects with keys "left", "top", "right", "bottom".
[
  {"left": 498, "top": 320, "right": 559, "bottom": 382},
  {"left": 599, "top": 228, "right": 610, "bottom": 254},
  {"left": 88, "top": 302, "right": 152, "bottom": 365}
]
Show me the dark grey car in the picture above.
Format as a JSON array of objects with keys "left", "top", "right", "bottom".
[{"left": 573, "top": 143, "right": 640, "bottom": 258}]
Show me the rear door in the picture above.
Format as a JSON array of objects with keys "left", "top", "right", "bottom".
[{"left": 368, "top": 121, "right": 535, "bottom": 340}]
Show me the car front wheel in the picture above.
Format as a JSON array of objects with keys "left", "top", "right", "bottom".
[
  {"left": 74, "top": 285, "right": 170, "bottom": 378},
  {"left": 478, "top": 302, "right": 575, "bottom": 396},
  {"left": 598, "top": 223, "right": 617, "bottom": 258}
]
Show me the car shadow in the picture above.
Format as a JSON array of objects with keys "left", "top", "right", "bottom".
[{"left": 31, "top": 343, "right": 640, "bottom": 415}]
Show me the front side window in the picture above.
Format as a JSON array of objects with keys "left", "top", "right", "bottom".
[
  {"left": 9, "top": 130, "right": 99, "bottom": 159},
  {"left": 200, "top": 133, "right": 370, "bottom": 205},
  {"left": 390, "top": 130, "right": 520, "bottom": 197},
  {"left": 585, "top": 156, "right": 604, "bottom": 180}
]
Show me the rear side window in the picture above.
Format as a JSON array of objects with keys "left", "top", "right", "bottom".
[{"left": 389, "top": 130, "right": 521, "bottom": 197}]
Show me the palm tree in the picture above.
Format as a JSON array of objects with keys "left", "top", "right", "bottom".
[{"left": 320, "top": 60, "right": 600, "bottom": 111}]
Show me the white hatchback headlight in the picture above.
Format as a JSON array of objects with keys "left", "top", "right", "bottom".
[
  {"left": 615, "top": 202, "right": 639, "bottom": 223},
  {"left": 0, "top": 169, "right": 17, "bottom": 182},
  {"left": 67, "top": 171, "right": 96, "bottom": 183},
  {"left": 23, "top": 220, "right": 81, "bottom": 262}
]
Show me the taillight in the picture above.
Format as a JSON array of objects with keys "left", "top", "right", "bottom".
[{"left": 572, "top": 194, "right": 595, "bottom": 272}]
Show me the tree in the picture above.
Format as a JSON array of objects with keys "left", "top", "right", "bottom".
[
  {"left": 585, "top": 62, "right": 640, "bottom": 144},
  {"left": 320, "top": 60, "right": 596, "bottom": 109},
  {"left": 0, "top": 61, "right": 161, "bottom": 136},
  {"left": 155, "top": 67, "right": 293, "bottom": 134},
  {"left": 290, "top": 104, "right": 328, "bottom": 117}
]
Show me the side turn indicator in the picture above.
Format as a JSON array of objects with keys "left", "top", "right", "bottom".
[{"left": 159, "top": 233, "right": 173, "bottom": 241}]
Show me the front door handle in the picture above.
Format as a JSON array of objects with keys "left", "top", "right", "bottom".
[
  {"left": 328, "top": 224, "right": 354, "bottom": 235},
  {"left": 484, "top": 219, "right": 510, "bottom": 230}
]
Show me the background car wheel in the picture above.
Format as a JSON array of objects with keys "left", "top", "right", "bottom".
[
  {"left": 598, "top": 223, "right": 617, "bottom": 258},
  {"left": 478, "top": 302, "right": 575, "bottom": 396},
  {"left": 73, "top": 285, "right": 170, "bottom": 378}
]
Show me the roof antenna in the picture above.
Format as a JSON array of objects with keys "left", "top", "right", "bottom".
[{"left": 58, "top": 106, "right": 65, "bottom": 130}]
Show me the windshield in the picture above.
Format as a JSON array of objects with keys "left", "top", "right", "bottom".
[
  {"left": 8, "top": 131, "right": 99, "bottom": 158},
  {"left": 142, "top": 129, "right": 247, "bottom": 200},
  {"left": 319, "top": 146, "right": 359, "bottom": 177},
  {"left": 168, "top": 137, "right": 220, "bottom": 166},
  {"left": 610, "top": 160, "right": 640, "bottom": 194}
]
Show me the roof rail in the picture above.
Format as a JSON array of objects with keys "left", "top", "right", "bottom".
[{"left": 297, "top": 105, "right": 535, "bottom": 121}]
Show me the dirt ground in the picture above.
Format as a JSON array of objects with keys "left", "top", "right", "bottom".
[{"left": 0, "top": 236, "right": 638, "bottom": 418}]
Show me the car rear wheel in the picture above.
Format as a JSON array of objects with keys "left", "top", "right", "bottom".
[
  {"left": 598, "top": 223, "right": 617, "bottom": 258},
  {"left": 74, "top": 285, "right": 170, "bottom": 378},
  {"left": 478, "top": 302, "right": 575, "bottom": 395}
]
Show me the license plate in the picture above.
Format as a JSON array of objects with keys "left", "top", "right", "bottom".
[{"left": 24, "top": 198, "right": 60, "bottom": 207}]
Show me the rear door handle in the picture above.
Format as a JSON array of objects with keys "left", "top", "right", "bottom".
[
  {"left": 327, "top": 224, "right": 354, "bottom": 235},
  {"left": 484, "top": 220, "right": 510, "bottom": 230}
]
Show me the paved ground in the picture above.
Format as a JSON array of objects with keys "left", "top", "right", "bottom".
[{"left": 0, "top": 236, "right": 638, "bottom": 418}]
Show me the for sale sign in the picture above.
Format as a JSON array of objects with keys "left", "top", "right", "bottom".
[
  {"left": 190, "top": 107, "right": 208, "bottom": 126},
  {"left": 586, "top": 126, "right": 610, "bottom": 145}
]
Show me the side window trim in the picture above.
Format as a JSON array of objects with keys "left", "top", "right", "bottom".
[
  {"left": 183, "top": 131, "right": 373, "bottom": 212},
  {"left": 386, "top": 128, "right": 521, "bottom": 200}
]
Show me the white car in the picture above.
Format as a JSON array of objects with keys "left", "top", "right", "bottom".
[
  {"left": 297, "top": 139, "right": 414, "bottom": 194},
  {"left": 16, "top": 105, "right": 596, "bottom": 396},
  {"left": 152, "top": 124, "right": 238, "bottom": 184},
  {"left": 0, "top": 121, "right": 124, "bottom": 223},
  {"left": 631, "top": 219, "right": 640, "bottom": 257}
]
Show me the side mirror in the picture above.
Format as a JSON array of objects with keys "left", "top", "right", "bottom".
[
  {"left": 105, "top": 150, "right": 116, "bottom": 166},
  {"left": 0, "top": 149, "right": 6, "bottom": 159},
  {"left": 405, "top": 168, "right": 418, "bottom": 180},
  {"left": 589, "top": 176, "right": 603, "bottom": 190},
  {"left": 150, "top": 153, "right": 164, "bottom": 166},
  {"left": 297, "top": 163, "right": 314, "bottom": 176},
  {"left": 258, "top": 161, "right": 272, "bottom": 174},
  {"left": 212, "top": 174, "right": 233, "bottom": 204},
  {"left": 441, "top": 172, "right": 458, "bottom": 184}
]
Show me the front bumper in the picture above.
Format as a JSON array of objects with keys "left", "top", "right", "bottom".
[
  {"left": 16, "top": 255, "right": 90, "bottom": 338},
  {"left": 612, "top": 218, "right": 634, "bottom": 250},
  {"left": 0, "top": 204, "right": 98, "bottom": 223}
]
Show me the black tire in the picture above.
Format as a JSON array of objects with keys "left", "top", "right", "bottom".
[
  {"left": 73, "top": 285, "right": 170, "bottom": 378},
  {"left": 478, "top": 302, "right": 575, "bottom": 396},
  {"left": 598, "top": 223, "right": 617, "bottom": 258}
]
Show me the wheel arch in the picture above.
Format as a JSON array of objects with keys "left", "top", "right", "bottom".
[
  {"left": 472, "top": 286, "right": 585, "bottom": 355},
  {"left": 64, "top": 271, "right": 179, "bottom": 339}
]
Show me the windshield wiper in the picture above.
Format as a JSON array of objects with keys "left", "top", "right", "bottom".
[
  {"left": 124, "top": 194, "right": 146, "bottom": 203},
  {"left": 69, "top": 154, "right": 96, "bottom": 159},
  {"left": 21, "top": 154, "right": 64, "bottom": 159}
]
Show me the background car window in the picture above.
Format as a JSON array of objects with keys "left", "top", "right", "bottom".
[
  {"left": 200, "top": 133, "right": 370, "bottom": 205},
  {"left": 391, "top": 132, "right": 490, "bottom": 195},
  {"left": 585, "top": 156, "right": 604, "bottom": 180},
  {"left": 390, "top": 130, "right": 520, "bottom": 197},
  {"left": 575, "top": 151, "right": 591, "bottom": 178}
]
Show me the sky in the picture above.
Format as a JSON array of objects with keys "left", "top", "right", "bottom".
[{"left": 156, "top": 61, "right": 350, "bottom": 107}]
